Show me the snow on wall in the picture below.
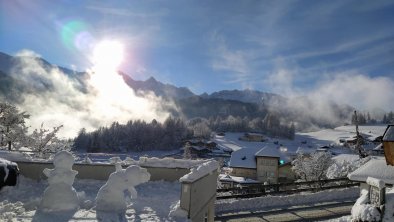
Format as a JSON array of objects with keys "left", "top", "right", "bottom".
[
  {"left": 216, "top": 187, "right": 359, "bottom": 214},
  {"left": 179, "top": 160, "right": 219, "bottom": 183},
  {"left": 348, "top": 157, "right": 394, "bottom": 184},
  {"left": 351, "top": 189, "right": 381, "bottom": 221},
  {"left": 138, "top": 157, "right": 207, "bottom": 169},
  {"left": 366, "top": 177, "right": 385, "bottom": 189}
]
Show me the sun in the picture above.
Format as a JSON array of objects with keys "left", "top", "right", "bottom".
[{"left": 92, "top": 40, "right": 124, "bottom": 72}]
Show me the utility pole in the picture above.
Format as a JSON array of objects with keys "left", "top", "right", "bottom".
[{"left": 354, "top": 110, "right": 367, "bottom": 158}]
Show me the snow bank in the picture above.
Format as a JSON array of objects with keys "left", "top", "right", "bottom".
[
  {"left": 138, "top": 157, "right": 206, "bottom": 169},
  {"left": 216, "top": 187, "right": 359, "bottom": 214},
  {"left": 0, "top": 175, "right": 181, "bottom": 221},
  {"left": 383, "top": 188, "right": 394, "bottom": 221},
  {"left": 351, "top": 189, "right": 380, "bottom": 221},
  {"left": 0, "top": 150, "right": 32, "bottom": 162},
  {"left": 179, "top": 160, "right": 219, "bottom": 182},
  {"left": 168, "top": 200, "right": 189, "bottom": 221}
]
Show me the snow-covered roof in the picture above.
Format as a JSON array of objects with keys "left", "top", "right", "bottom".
[
  {"left": 229, "top": 146, "right": 280, "bottom": 169},
  {"left": 348, "top": 157, "right": 394, "bottom": 184},
  {"left": 383, "top": 125, "right": 394, "bottom": 141},
  {"left": 229, "top": 147, "right": 261, "bottom": 169},
  {"left": 332, "top": 154, "right": 360, "bottom": 163},
  {"left": 255, "top": 146, "right": 280, "bottom": 158},
  {"left": 219, "top": 174, "right": 259, "bottom": 184}
]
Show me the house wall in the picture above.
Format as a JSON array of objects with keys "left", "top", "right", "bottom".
[
  {"left": 230, "top": 167, "right": 257, "bottom": 179},
  {"left": 256, "top": 156, "right": 279, "bottom": 183},
  {"left": 278, "top": 164, "right": 296, "bottom": 183}
]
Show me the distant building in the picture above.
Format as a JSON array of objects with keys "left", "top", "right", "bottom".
[
  {"left": 228, "top": 146, "right": 283, "bottom": 183},
  {"left": 239, "top": 133, "right": 265, "bottom": 142}
]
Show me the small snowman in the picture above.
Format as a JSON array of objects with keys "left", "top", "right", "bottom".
[
  {"left": 95, "top": 165, "right": 150, "bottom": 212},
  {"left": 40, "top": 151, "right": 79, "bottom": 212}
]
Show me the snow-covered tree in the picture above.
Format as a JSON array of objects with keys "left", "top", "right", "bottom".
[
  {"left": 292, "top": 151, "right": 333, "bottom": 182},
  {"left": 28, "top": 123, "right": 68, "bottom": 157},
  {"left": 192, "top": 121, "right": 211, "bottom": 139},
  {"left": 0, "top": 102, "right": 29, "bottom": 150},
  {"left": 183, "top": 142, "right": 192, "bottom": 159},
  {"left": 326, "top": 157, "right": 371, "bottom": 179}
]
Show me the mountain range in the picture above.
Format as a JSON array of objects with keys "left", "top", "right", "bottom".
[{"left": 0, "top": 51, "right": 354, "bottom": 131}]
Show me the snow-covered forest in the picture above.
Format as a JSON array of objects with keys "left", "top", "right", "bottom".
[{"left": 73, "top": 114, "right": 296, "bottom": 152}]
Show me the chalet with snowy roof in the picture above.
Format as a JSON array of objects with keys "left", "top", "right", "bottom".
[{"left": 229, "top": 146, "right": 281, "bottom": 183}]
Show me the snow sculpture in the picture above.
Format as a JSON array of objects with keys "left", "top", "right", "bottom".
[
  {"left": 40, "top": 151, "right": 79, "bottom": 212},
  {"left": 95, "top": 165, "right": 150, "bottom": 212}
]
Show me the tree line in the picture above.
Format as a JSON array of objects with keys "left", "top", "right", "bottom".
[
  {"left": 73, "top": 113, "right": 295, "bottom": 153},
  {"left": 351, "top": 111, "right": 394, "bottom": 125}
]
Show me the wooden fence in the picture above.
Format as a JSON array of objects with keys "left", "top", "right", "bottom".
[{"left": 217, "top": 177, "right": 359, "bottom": 200}]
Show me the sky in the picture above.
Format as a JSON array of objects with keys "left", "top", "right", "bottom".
[{"left": 1, "top": 0, "right": 394, "bottom": 96}]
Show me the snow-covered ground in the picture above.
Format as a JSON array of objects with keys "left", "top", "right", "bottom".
[
  {"left": 0, "top": 176, "right": 181, "bottom": 221},
  {"left": 213, "top": 125, "right": 387, "bottom": 164},
  {"left": 216, "top": 187, "right": 359, "bottom": 214}
]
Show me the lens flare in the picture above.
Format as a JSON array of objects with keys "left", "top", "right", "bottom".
[{"left": 59, "top": 20, "right": 94, "bottom": 52}]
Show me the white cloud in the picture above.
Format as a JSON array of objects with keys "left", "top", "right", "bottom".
[
  {"left": 311, "top": 73, "right": 394, "bottom": 112},
  {"left": 10, "top": 50, "right": 173, "bottom": 138}
]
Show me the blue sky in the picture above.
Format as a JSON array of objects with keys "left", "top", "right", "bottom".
[{"left": 1, "top": 0, "right": 394, "bottom": 95}]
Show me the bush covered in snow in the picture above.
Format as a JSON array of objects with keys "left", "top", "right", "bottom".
[
  {"left": 292, "top": 151, "right": 333, "bottom": 182},
  {"left": 327, "top": 157, "right": 371, "bottom": 179}
]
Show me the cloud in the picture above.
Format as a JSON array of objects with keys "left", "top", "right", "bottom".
[
  {"left": 311, "top": 73, "right": 394, "bottom": 112},
  {"left": 10, "top": 50, "right": 173, "bottom": 138},
  {"left": 267, "top": 67, "right": 394, "bottom": 122}
]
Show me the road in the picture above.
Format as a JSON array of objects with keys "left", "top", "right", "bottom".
[{"left": 215, "top": 201, "right": 354, "bottom": 222}]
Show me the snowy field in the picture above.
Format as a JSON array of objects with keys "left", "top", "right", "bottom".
[{"left": 0, "top": 176, "right": 181, "bottom": 221}]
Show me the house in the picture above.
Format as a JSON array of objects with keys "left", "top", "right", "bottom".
[
  {"left": 278, "top": 162, "right": 297, "bottom": 183},
  {"left": 239, "top": 133, "right": 265, "bottom": 142},
  {"left": 228, "top": 146, "right": 282, "bottom": 183},
  {"left": 348, "top": 157, "right": 394, "bottom": 193},
  {"left": 218, "top": 174, "right": 259, "bottom": 189}
]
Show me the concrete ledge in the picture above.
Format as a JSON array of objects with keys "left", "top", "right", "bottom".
[{"left": 15, "top": 161, "right": 190, "bottom": 181}]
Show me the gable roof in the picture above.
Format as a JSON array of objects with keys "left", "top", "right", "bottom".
[
  {"left": 255, "top": 146, "right": 280, "bottom": 158},
  {"left": 229, "top": 146, "right": 280, "bottom": 169},
  {"left": 229, "top": 147, "right": 261, "bottom": 169}
]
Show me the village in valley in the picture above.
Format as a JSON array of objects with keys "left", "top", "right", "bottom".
[{"left": 2, "top": 106, "right": 394, "bottom": 221}]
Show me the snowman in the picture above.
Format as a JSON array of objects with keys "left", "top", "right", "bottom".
[
  {"left": 40, "top": 151, "right": 79, "bottom": 212},
  {"left": 95, "top": 165, "right": 150, "bottom": 212}
]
